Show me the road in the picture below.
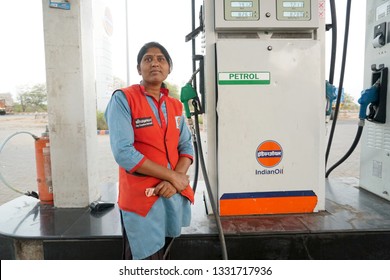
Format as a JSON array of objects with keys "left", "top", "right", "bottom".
[{"left": 0, "top": 113, "right": 361, "bottom": 206}]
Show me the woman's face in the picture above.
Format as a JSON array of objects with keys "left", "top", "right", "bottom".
[{"left": 138, "top": 47, "right": 170, "bottom": 86}]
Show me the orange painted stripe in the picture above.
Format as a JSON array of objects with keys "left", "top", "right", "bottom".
[
  {"left": 220, "top": 196, "right": 318, "bottom": 216},
  {"left": 97, "top": 130, "right": 109, "bottom": 135}
]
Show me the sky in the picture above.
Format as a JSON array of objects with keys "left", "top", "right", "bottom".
[
  {"left": 0, "top": 0, "right": 366, "bottom": 103},
  {"left": 0, "top": 0, "right": 196, "bottom": 99},
  {"left": 326, "top": 0, "right": 367, "bottom": 102}
]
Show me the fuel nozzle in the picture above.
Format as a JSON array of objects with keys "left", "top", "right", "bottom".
[
  {"left": 180, "top": 83, "right": 197, "bottom": 119},
  {"left": 180, "top": 68, "right": 200, "bottom": 119},
  {"left": 326, "top": 80, "right": 337, "bottom": 116},
  {"left": 358, "top": 80, "right": 380, "bottom": 120}
]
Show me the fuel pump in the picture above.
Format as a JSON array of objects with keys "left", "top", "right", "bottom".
[
  {"left": 199, "top": 0, "right": 326, "bottom": 216},
  {"left": 359, "top": 0, "right": 390, "bottom": 201}
]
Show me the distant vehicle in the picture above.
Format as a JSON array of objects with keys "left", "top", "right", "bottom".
[
  {"left": 0, "top": 99, "right": 6, "bottom": 115},
  {"left": 0, "top": 93, "right": 14, "bottom": 115}
]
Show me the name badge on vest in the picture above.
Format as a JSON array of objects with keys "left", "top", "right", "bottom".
[{"left": 135, "top": 117, "right": 153, "bottom": 128}]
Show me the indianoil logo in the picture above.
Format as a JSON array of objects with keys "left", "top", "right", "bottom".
[{"left": 256, "top": 140, "right": 283, "bottom": 168}]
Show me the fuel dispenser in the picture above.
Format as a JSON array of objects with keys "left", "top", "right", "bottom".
[
  {"left": 359, "top": 0, "right": 390, "bottom": 201},
  {"left": 201, "top": 0, "right": 326, "bottom": 216}
]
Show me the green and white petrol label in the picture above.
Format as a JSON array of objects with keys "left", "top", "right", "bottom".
[{"left": 218, "top": 72, "right": 270, "bottom": 85}]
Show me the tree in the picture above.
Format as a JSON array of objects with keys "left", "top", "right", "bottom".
[
  {"left": 165, "top": 81, "right": 180, "bottom": 100},
  {"left": 342, "top": 91, "right": 359, "bottom": 110},
  {"left": 112, "top": 76, "right": 126, "bottom": 91},
  {"left": 16, "top": 83, "right": 47, "bottom": 112}
]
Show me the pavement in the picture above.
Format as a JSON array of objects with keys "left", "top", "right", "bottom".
[{"left": 0, "top": 112, "right": 361, "bottom": 206}]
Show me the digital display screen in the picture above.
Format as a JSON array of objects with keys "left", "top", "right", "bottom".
[
  {"left": 231, "top": 11, "right": 253, "bottom": 17},
  {"left": 231, "top": 1, "right": 253, "bottom": 8},
  {"left": 283, "top": 11, "right": 305, "bottom": 17},
  {"left": 283, "top": 1, "right": 304, "bottom": 8}
]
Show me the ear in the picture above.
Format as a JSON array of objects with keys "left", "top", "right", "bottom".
[{"left": 137, "top": 65, "right": 141, "bottom": 75}]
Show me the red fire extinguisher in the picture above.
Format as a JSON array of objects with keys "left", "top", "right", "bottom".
[{"left": 34, "top": 127, "right": 54, "bottom": 204}]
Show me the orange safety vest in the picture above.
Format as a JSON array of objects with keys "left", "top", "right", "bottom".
[{"left": 118, "top": 85, "right": 194, "bottom": 217}]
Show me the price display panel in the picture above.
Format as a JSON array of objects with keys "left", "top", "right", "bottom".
[
  {"left": 224, "top": 0, "right": 260, "bottom": 21},
  {"left": 276, "top": 0, "right": 311, "bottom": 21}
]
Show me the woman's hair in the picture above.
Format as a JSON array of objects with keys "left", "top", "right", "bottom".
[{"left": 137, "top": 41, "right": 173, "bottom": 71}]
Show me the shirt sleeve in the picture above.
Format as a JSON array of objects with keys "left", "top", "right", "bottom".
[
  {"left": 104, "top": 90, "right": 145, "bottom": 172},
  {"left": 178, "top": 114, "right": 194, "bottom": 161}
]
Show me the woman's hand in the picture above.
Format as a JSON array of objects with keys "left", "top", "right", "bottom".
[
  {"left": 169, "top": 171, "right": 190, "bottom": 193},
  {"left": 134, "top": 158, "right": 191, "bottom": 195},
  {"left": 154, "top": 181, "right": 177, "bottom": 198}
]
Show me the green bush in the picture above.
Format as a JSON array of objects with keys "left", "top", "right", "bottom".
[
  {"left": 12, "top": 103, "right": 47, "bottom": 113},
  {"left": 97, "top": 111, "right": 108, "bottom": 130}
]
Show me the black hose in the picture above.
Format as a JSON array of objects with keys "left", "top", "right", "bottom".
[
  {"left": 193, "top": 104, "right": 228, "bottom": 260},
  {"left": 185, "top": 0, "right": 226, "bottom": 259},
  {"left": 191, "top": 0, "right": 197, "bottom": 91},
  {"left": 325, "top": 0, "right": 352, "bottom": 167},
  {"left": 325, "top": 0, "right": 337, "bottom": 119},
  {"left": 189, "top": 0, "right": 199, "bottom": 193},
  {"left": 326, "top": 121, "right": 364, "bottom": 178},
  {"left": 328, "top": 0, "right": 337, "bottom": 85},
  {"left": 191, "top": 132, "right": 199, "bottom": 193}
]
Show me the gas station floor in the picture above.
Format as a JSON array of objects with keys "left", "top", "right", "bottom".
[{"left": 1, "top": 177, "right": 390, "bottom": 259}]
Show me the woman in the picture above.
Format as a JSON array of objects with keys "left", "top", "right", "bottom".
[{"left": 105, "top": 42, "right": 194, "bottom": 260}]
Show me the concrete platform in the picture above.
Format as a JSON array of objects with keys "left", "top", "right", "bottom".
[{"left": 1, "top": 177, "right": 390, "bottom": 259}]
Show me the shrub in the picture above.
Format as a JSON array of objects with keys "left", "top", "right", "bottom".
[{"left": 97, "top": 111, "right": 108, "bottom": 130}]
